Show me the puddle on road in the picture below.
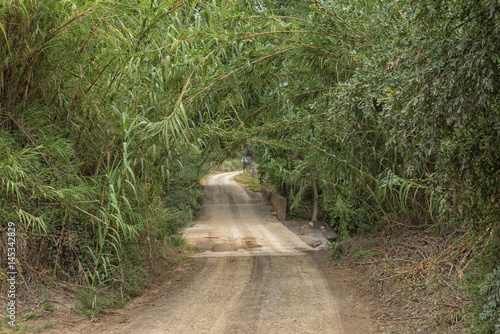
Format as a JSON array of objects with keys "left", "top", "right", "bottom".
[
  {"left": 212, "top": 243, "right": 238, "bottom": 252},
  {"left": 211, "top": 237, "right": 263, "bottom": 252}
]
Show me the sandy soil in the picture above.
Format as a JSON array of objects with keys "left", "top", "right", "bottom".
[{"left": 41, "top": 172, "right": 381, "bottom": 333}]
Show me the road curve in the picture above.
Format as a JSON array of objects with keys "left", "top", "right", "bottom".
[
  {"left": 100, "top": 172, "right": 366, "bottom": 333},
  {"left": 184, "top": 172, "right": 313, "bottom": 257}
]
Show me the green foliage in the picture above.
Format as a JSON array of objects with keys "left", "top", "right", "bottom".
[
  {"left": 150, "top": 208, "right": 187, "bottom": 242},
  {"left": 467, "top": 229, "right": 500, "bottom": 333},
  {"left": 330, "top": 242, "right": 346, "bottom": 262},
  {"left": 287, "top": 205, "right": 311, "bottom": 221},
  {"left": 479, "top": 266, "right": 500, "bottom": 333},
  {"left": 233, "top": 172, "right": 262, "bottom": 192},
  {"left": 76, "top": 288, "right": 115, "bottom": 319},
  {"left": 218, "top": 158, "right": 243, "bottom": 172},
  {"left": 322, "top": 194, "right": 372, "bottom": 238},
  {"left": 9, "top": 323, "right": 27, "bottom": 333},
  {"left": 120, "top": 244, "right": 148, "bottom": 298},
  {"left": 170, "top": 1, "right": 498, "bottom": 329},
  {"left": 353, "top": 249, "right": 380, "bottom": 260},
  {"left": 0, "top": 0, "right": 205, "bottom": 314},
  {"left": 1, "top": 0, "right": 499, "bottom": 330}
]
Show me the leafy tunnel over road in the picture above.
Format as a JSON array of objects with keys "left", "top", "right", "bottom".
[{"left": 1, "top": 0, "right": 498, "bottom": 332}]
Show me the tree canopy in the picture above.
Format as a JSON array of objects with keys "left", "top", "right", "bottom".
[{"left": 1, "top": 0, "right": 499, "bottom": 331}]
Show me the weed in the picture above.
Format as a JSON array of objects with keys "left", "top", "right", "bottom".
[
  {"left": 0, "top": 316, "right": 9, "bottom": 329},
  {"left": 33, "top": 319, "right": 53, "bottom": 333},
  {"left": 330, "top": 242, "right": 346, "bottom": 261},
  {"left": 121, "top": 245, "right": 148, "bottom": 298},
  {"left": 353, "top": 249, "right": 380, "bottom": 260},
  {"left": 233, "top": 172, "right": 262, "bottom": 192},
  {"left": 426, "top": 265, "right": 444, "bottom": 302},
  {"left": 10, "top": 323, "right": 27, "bottom": 333},
  {"left": 22, "top": 310, "right": 39, "bottom": 321},
  {"left": 75, "top": 287, "right": 115, "bottom": 319},
  {"left": 400, "top": 275, "right": 423, "bottom": 302},
  {"left": 167, "top": 235, "right": 187, "bottom": 248},
  {"left": 43, "top": 301, "right": 53, "bottom": 312}
]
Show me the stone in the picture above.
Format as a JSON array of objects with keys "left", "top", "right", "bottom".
[
  {"left": 322, "top": 230, "right": 337, "bottom": 242},
  {"left": 316, "top": 243, "right": 328, "bottom": 250},
  {"left": 309, "top": 239, "right": 323, "bottom": 248}
]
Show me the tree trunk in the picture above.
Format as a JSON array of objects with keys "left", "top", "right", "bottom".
[{"left": 312, "top": 171, "right": 318, "bottom": 222}]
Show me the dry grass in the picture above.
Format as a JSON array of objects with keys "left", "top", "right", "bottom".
[{"left": 340, "top": 225, "right": 483, "bottom": 333}]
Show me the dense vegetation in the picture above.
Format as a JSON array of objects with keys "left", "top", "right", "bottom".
[
  {"left": 0, "top": 0, "right": 205, "bottom": 316},
  {"left": 1, "top": 0, "right": 498, "bottom": 332}
]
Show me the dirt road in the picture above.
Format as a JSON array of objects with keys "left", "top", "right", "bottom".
[
  {"left": 184, "top": 172, "right": 313, "bottom": 257},
  {"left": 73, "top": 172, "right": 377, "bottom": 333}
]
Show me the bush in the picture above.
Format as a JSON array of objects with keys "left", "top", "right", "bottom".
[{"left": 479, "top": 266, "right": 500, "bottom": 333}]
